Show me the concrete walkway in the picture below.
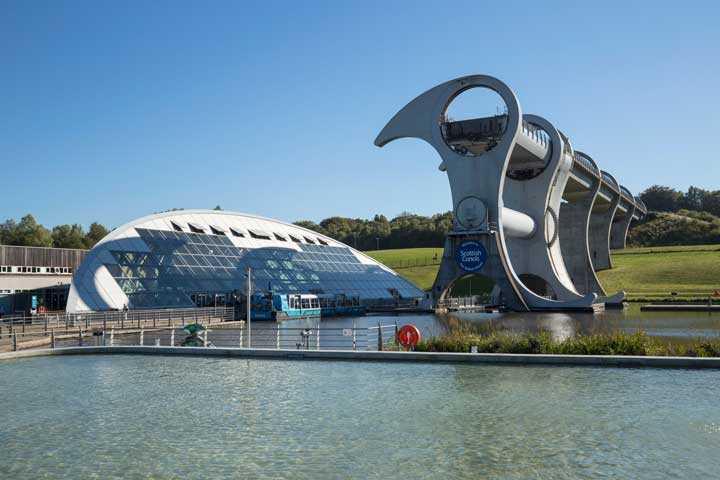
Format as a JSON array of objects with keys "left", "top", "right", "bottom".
[{"left": 1, "top": 346, "right": 720, "bottom": 369}]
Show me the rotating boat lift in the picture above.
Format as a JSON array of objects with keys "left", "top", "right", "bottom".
[{"left": 375, "top": 75, "right": 646, "bottom": 312}]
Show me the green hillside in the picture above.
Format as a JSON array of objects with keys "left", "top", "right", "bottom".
[{"left": 367, "top": 245, "right": 720, "bottom": 301}]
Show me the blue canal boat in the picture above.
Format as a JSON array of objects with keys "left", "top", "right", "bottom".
[{"left": 250, "top": 292, "right": 366, "bottom": 320}]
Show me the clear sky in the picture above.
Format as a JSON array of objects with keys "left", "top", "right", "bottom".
[{"left": 2, "top": 0, "right": 719, "bottom": 229}]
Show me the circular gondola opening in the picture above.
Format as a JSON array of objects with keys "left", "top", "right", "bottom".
[{"left": 441, "top": 86, "right": 508, "bottom": 157}]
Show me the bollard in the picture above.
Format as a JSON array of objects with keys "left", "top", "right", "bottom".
[
  {"left": 377, "top": 321, "right": 383, "bottom": 351},
  {"left": 51, "top": 329, "right": 56, "bottom": 349},
  {"left": 140, "top": 328, "right": 144, "bottom": 346},
  {"left": 12, "top": 331, "right": 17, "bottom": 352}
]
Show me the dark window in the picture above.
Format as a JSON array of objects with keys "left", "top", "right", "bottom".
[
  {"left": 188, "top": 223, "right": 205, "bottom": 234},
  {"left": 249, "top": 229, "right": 271, "bottom": 240},
  {"left": 229, "top": 227, "right": 245, "bottom": 238},
  {"left": 303, "top": 236, "right": 315, "bottom": 244},
  {"left": 289, "top": 234, "right": 302, "bottom": 243},
  {"left": 274, "top": 233, "right": 287, "bottom": 241},
  {"left": 209, "top": 225, "right": 225, "bottom": 236},
  {"left": 170, "top": 221, "right": 184, "bottom": 232},
  {"left": 317, "top": 238, "right": 329, "bottom": 246}
]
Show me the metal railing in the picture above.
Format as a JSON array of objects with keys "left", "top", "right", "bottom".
[
  {"left": 436, "top": 295, "right": 490, "bottom": 310},
  {"left": 1, "top": 319, "right": 405, "bottom": 353}
]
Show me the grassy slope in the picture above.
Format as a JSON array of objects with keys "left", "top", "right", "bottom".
[{"left": 367, "top": 245, "right": 720, "bottom": 300}]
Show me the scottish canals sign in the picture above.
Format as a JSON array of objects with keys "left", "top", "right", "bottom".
[{"left": 456, "top": 241, "right": 487, "bottom": 272}]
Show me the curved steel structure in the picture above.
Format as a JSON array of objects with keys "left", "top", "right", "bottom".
[{"left": 375, "top": 74, "right": 645, "bottom": 311}]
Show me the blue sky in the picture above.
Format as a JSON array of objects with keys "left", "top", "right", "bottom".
[{"left": 2, "top": 0, "right": 719, "bottom": 229}]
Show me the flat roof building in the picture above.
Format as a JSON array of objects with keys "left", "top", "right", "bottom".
[{"left": 66, "top": 210, "right": 424, "bottom": 313}]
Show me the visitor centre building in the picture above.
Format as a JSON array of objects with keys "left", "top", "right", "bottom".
[{"left": 66, "top": 210, "right": 424, "bottom": 313}]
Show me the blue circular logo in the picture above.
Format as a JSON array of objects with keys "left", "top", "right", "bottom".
[{"left": 456, "top": 240, "right": 487, "bottom": 272}]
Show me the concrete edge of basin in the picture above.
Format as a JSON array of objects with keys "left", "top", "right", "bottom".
[{"left": 1, "top": 346, "right": 720, "bottom": 369}]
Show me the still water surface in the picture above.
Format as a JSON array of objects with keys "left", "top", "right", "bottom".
[
  {"left": 299, "top": 303, "right": 720, "bottom": 343},
  {"left": 1, "top": 355, "right": 719, "bottom": 479}
]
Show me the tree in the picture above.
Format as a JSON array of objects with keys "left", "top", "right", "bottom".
[
  {"left": 52, "top": 224, "right": 87, "bottom": 249},
  {"left": 639, "top": 185, "right": 682, "bottom": 212},
  {"left": 681, "top": 186, "right": 707, "bottom": 211},
  {"left": 703, "top": 191, "right": 720, "bottom": 217},
  {"left": 85, "top": 222, "right": 109, "bottom": 248},
  {"left": 3, "top": 215, "right": 52, "bottom": 247}
]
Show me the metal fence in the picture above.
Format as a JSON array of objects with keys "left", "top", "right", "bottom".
[{"left": 1, "top": 319, "right": 404, "bottom": 353}]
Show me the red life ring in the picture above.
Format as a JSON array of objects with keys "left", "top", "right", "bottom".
[{"left": 397, "top": 324, "right": 421, "bottom": 349}]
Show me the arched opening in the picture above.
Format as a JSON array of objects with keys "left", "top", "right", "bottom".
[
  {"left": 440, "top": 86, "right": 508, "bottom": 157},
  {"left": 448, "top": 273, "right": 498, "bottom": 305},
  {"left": 506, "top": 121, "right": 551, "bottom": 181},
  {"left": 518, "top": 273, "right": 557, "bottom": 300}
]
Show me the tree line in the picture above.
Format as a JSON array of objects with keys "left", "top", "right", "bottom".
[
  {"left": 0, "top": 215, "right": 109, "bottom": 249},
  {"left": 294, "top": 212, "right": 454, "bottom": 251},
  {"left": 3, "top": 185, "right": 718, "bottom": 251},
  {"left": 639, "top": 185, "right": 720, "bottom": 216}
]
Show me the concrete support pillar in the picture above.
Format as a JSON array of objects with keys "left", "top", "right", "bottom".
[
  {"left": 589, "top": 193, "right": 619, "bottom": 271},
  {"left": 610, "top": 199, "right": 636, "bottom": 250},
  {"left": 559, "top": 189, "right": 607, "bottom": 296}
]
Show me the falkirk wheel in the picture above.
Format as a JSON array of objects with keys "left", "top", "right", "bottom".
[{"left": 375, "top": 75, "right": 646, "bottom": 312}]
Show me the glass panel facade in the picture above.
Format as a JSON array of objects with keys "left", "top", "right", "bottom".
[{"left": 105, "top": 228, "right": 423, "bottom": 309}]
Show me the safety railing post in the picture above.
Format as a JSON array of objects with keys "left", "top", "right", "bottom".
[
  {"left": 110, "top": 328, "right": 115, "bottom": 346},
  {"left": 51, "top": 328, "right": 56, "bottom": 349},
  {"left": 140, "top": 328, "right": 144, "bottom": 346},
  {"left": 12, "top": 331, "right": 17, "bottom": 351},
  {"left": 377, "top": 321, "right": 382, "bottom": 351},
  {"left": 170, "top": 328, "right": 175, "bottom": 347},
  {"left": 78, "top": 327, "right": 83, "bottom": 347},
  {"left": 276, "top": 326, "right": 280, "bottom": 350},
  {"left": 239, "top": 326, "right": 243, "bottom": 348},
  {"left": 44, "top": 315, "right": 48, "bottom": 333},
  {"left": 352, "top": 322, "right": 356, "bottom": 351},
  {"left": 394, "top": 321, "right": 399, "bottom": 345},
  {"left": 316, "top": 324, "right": 320, "bottom": 351},
  {"left": 153, "top": 312, "right": 157, "bottom": 328}
]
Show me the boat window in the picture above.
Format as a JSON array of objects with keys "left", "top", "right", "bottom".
[{"left": 301, "top": 298, "right": 310, "bottom": 309}]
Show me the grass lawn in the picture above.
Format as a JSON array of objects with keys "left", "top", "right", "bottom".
[{"left": 367, "top": 245, "right": 720, "bottom": 300}]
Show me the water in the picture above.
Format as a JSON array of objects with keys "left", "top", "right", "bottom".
[
  {"left": 93, "top": 305, "right": 720, "bottom": 350},
  {"left": 1, "top": 355, "right": 719, "bottom": 479}
]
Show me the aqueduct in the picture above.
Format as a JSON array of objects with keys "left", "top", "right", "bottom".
[{"left": 375, "top": 75, "right": 646, "bottom": 312}]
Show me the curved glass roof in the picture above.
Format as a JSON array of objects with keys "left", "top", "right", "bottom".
[{"left": 66, "top": 210, "right": 424, "bottom": 312}]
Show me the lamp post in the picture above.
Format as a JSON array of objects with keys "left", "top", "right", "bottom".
[{"left": 245, "top": 267, "right": 252, "bottom": 348}]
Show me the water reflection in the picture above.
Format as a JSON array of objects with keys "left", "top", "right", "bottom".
[{"left": 312, "top": 304, "right": 720, "bottom": 345}]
